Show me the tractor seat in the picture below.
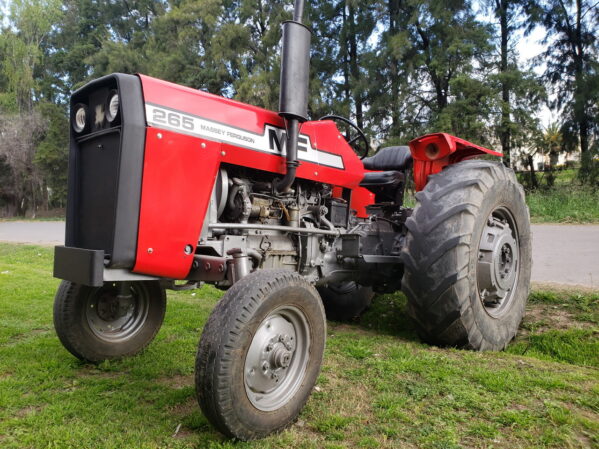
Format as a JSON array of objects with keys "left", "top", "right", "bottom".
[
  {"left": 360, "top": 170, "right": 404, "bottom": 187},
  {"left": 362, "top": 145, "right": 413, "bottom": 171}
]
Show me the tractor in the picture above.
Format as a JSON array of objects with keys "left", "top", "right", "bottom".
[{"left": 53, "top": 0, "right": 531, "bottom": 440}]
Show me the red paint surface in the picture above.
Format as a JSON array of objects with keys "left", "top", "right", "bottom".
[
  {"left": 351, "top": 187, "right": 375, "bottom": 218},
  {"left": 409, "top": 133, "right": 503, "bottom": 191},
  {"left": 133, "top": 128, "right": 221, "bottom": 278}
]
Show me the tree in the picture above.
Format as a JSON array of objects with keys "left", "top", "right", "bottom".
[
  {"left": 310, "top": 0, "right": 377, "bottom": 132},
  {"left": 0, "top": 0, "right": 62, "bottom": 216},
  {"left": 531, "top": 0, "right": 599, "bottom": 175},
  {"left": 485, "top": 0, "right": 540, "bottom": 166},
  {"left": 0, "top": 111, "right": 47, "bottom": 215},
  {"left": 0, "top": 0, "right": 62, "bottom": 112},
  {"left": 537, "top": 122, "right": 563, "bottom": 186},
  {"left": 34, "top": 102, "right": 69, "bottom": 207}
]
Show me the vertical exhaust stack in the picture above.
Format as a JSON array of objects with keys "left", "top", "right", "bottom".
[{"left": 274, "top": 0, "right": 311, "bottom": 193}]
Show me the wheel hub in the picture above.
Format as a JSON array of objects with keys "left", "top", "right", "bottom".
[
  {"left": 244, "top": 306, "right": 309, "bottom": 411},
  {"left": 477, "top": 212, "right": 519, "bottom": 316},
  {"left": 96, "top": 292, "right": 134, "bottom": 321},
  {"left": 85, "top": 283, "right": 149, "bottom": 342}
]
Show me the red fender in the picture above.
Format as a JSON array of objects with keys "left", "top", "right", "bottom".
[{"left": 408, "top": 133, "right": 503, "bottom": 191}]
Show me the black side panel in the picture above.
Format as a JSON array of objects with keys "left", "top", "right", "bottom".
[
  {"left": 54, "top": 245, "right": 104, "bottom": 287},
  {"left": 112, "top": 74, "right": 146, "bottom": 267},
  {"left": 65, "top": 73, "right": 146, "bottom": 268}
]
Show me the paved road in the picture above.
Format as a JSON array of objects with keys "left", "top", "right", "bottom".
[
  {"left": 1, "top": 221, "right": 598, "bottom": 288},
  {"left": 0, "top": 221, "right": 66, "bottom": 246}
]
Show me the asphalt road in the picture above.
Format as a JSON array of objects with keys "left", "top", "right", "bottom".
[{"left": 1, "top": 221, "right": 598, "bottom": 289}]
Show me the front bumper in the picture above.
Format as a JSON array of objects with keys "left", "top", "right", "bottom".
[{"left": 54, "top": 246, "right": 159, "bottom": 287}]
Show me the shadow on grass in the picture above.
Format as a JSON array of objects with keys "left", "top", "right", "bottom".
[{"left": 357, "top": 291, "right": 420, "bottom": 342}]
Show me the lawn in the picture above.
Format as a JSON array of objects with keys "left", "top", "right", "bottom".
[
  {"left": 0, "top": 243, "right": 598, "bottom": 449},
  {"left": 524, "top": 188, "right": 599, "bottom": 224},
  {"left": 516, "top": 169, "right": 599, "bottom": 224}
]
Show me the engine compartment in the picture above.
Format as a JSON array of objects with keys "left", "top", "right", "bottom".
[{"left": 193, "top": 164, "right": 408, "bottom": 293}]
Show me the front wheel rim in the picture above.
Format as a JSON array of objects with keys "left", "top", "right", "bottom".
[
  {"left": 476, "top": 206, "right": 520, "bottom": 318},
  {"left": 85, "top": 283, "right": 150, "bottom": 342},
  {"left": 244, "top": 305, "right": 311, "bottom": 411}
]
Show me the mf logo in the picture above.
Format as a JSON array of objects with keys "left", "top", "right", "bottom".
[{"left": 267, "top": 127, "right": 310, "bottom": 154}]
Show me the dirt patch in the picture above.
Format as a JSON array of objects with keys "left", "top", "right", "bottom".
[
  {"left": 520, "top": 303, "right": 593, "bottom": 336},
  {"left": 170, "top": 397, "right": 197, "bottom": 416},
  {"left": 172, "top": 424, "right": 195, "bottom": 439},
  {"left": 158, "top": 374, "right": 193, "bottom": 389},
  {"left": 15, "top": 405, "right": 43, "bottom": 418},
  {"left": 6, "top": 328, "right": 51, "bottom": 346}
]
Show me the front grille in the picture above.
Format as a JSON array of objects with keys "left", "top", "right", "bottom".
[{"left": 75, "top": 130, "right": 121, "bottom": 253}]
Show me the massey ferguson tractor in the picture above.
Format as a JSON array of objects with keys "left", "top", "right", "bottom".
[{"left": 52, "top": 0, "right": 531, "bottom": 440}]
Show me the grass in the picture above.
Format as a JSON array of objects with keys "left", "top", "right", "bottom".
[
  {"left": 525, "top": 187, "right": 599, "bottom": 224},
  {"left": 515, "top": 169, "right": 599, "bottom": 223},
  {"left": 0, "top": 243, "right": 598, "bottom": 448}
]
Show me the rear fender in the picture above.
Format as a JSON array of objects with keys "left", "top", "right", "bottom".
[{"left": 408, "top": 133, "right": 502, "bottom": 191}]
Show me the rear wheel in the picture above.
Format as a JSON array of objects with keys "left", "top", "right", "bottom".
[
  {"left": 53, "top": 280, "right": 166, "bottom": 362},
  {"left": 195, "top": 269, "right": 326, "bottom": 440},
  {"left": 317, "top": 282, "right": 374, "bottom": 321},
  {"left": 401, "top": 160, "right": 532, "bottom": 350}
]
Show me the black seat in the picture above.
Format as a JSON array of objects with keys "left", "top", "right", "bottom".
[
  {"left": 359, "top": 170, "right": 405, "bottom": 204},
  {"left": 362, "top": 145, "right": 413, "bottom": 171},
  {"left": 360, "top": 170, "right": 404, "bottom": 187}
]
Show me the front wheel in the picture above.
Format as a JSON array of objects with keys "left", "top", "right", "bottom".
[
  {"left": 195, "top": 270, "right": 326, "bottom": 440},
  {"left": 53, "top": 280, "right": 166, "bottom": 362},
  {"left": 401, "top": 160, "right": 532, "bottom": 350}
]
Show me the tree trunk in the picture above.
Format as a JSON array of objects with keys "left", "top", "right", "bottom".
[
  {"left": 498, "top": 0, "right": 511, "bottom": 167},
  {"left": 348, "top": 4, "right": 363, "bottom": 129},
  {"left": 341, "top": 3, "right": 351, "bottom": 138},
  {"left": 527, "top": 155, "right": 538, "bottom": 189},
  {"left": 388, "top": 0, "right": 400, "bottom": 135},
  {"left": 574, "top": 0, "right": 589, "bottom": 171}
]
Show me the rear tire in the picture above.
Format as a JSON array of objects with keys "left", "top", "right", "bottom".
[
  {"left": 317, "top": 282, "right": 374, "bottom": 321},
  {"left": 401, "top": 160, "right": 532, "bottom": 350},
  {"left": 195, "top": 269, "right": 326, "bottom": 440},
  {"left": 53, "top": 280, "right": 166, "bottom": 362}
]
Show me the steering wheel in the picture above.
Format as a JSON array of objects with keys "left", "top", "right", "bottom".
[{"left": 319, "top": 115, "right": 370, "bottom": 159}]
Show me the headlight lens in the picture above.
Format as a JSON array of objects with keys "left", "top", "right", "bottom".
[
  {"left": 106, "top": 92, "right": 119, "bottom": 122},
  {"left": 73, "top": 104, "right": 87, "bottom": 133}
]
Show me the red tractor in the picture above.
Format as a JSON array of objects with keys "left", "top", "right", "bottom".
[{"left": 53, "top": 0, "right": 531, "bottom": 440}]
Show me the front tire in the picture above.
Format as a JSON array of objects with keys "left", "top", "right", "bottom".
[
  {"left": 53, "top": 280, "right": 166, "bottom": 362},
  {"left": 195, "top": 269, "right": 326, "bottom": 440},
  {"left": 401, "top": 160, "right": 532, "bottom": 350}
]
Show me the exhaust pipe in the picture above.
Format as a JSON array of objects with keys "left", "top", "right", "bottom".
[{"left": 274, "top": 0, "right": 311, "bottom": 193}]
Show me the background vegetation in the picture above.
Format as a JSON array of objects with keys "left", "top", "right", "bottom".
[
  {"left": 1, "top": 243, "right": 598, "bottom": 448},
  {"left": 0, "top": 0, "right": 598, "bottom": 216}
]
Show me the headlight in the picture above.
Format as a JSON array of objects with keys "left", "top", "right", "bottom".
[
  {"left": 106, "top": 91, "right": 119, "bottom": 122},
  {"left": 72, "top": 104, "right": 87, "bottom": 133}
]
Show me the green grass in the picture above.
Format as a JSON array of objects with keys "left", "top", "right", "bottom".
[
  {"left": 525, "top": 187, "right": 599, "bottom": 223},
  {"left": 1, "top": 243, "right": 598, "bottom": 448}
]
